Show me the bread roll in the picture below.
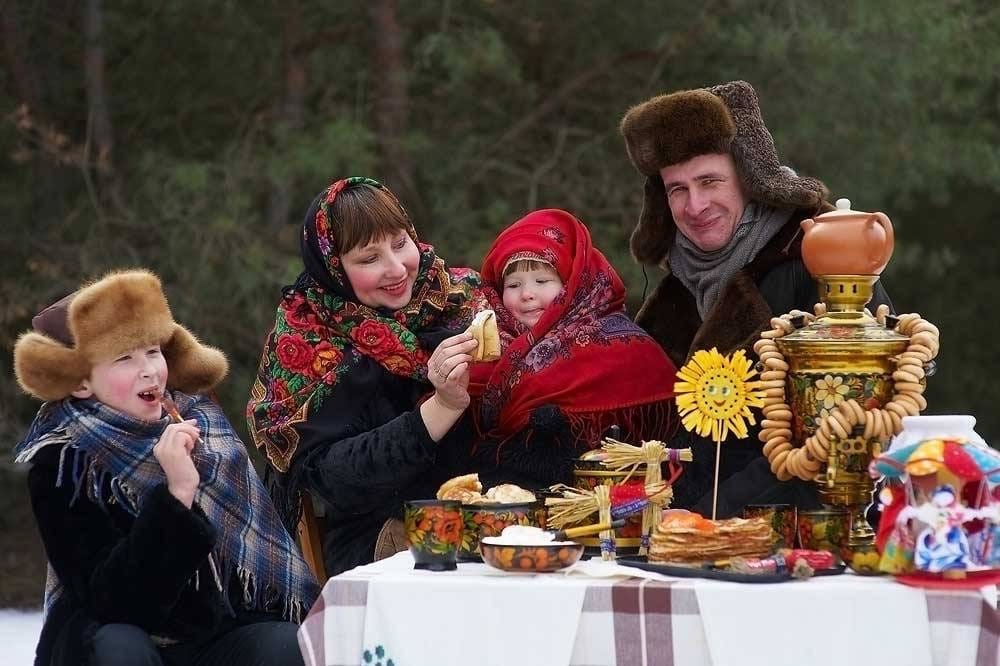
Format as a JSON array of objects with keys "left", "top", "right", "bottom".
[
  {"left": 437, "top": 473, "right": 482, "bottom": 500},
  {"left": 467, "top": 310, "right": 501, "bottom": 362}
]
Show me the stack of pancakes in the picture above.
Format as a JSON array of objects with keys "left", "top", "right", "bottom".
[{"left": 649, "top": 512, "right": 775, "bottom": 564}]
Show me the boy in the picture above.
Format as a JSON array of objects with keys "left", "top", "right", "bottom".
[{"left": 13, "top": 269, "right": 317, "bottom": 666}]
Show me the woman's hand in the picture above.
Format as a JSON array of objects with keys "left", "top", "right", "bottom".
[
  {"left": 153, "top": 420, "right": 201, "bottom": 508},
  {"left": 426, "top": 331, "right": 477, "bottom": 411},
  {"left": 421, "top": 332, "right": 478, "bottom": 441}
]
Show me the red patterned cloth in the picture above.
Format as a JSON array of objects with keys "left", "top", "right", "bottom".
[{"left": 472, "top": 208, "right": 678, "bottom": 449}]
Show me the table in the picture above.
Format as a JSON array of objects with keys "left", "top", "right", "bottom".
[{"left": 298, "top": 552, "right": 999, "bottom": 666}]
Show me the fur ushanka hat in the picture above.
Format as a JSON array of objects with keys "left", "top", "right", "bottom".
[
  {"left": 620, "top": 80, "right": 829, "bottom": 265},
  {"left": 14, "top": 269, "right": 228, "bottom": 401}
]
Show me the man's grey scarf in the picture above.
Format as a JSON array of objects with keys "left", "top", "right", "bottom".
[{"left": 669, "top": 202, "right": 795, "bottom": 318}]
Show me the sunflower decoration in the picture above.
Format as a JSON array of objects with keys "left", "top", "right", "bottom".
[
  {"left": 675, "top": 348, "right": 767, "bottom": 518},
  {"left": 676, "top": 348, "right": 767, "bottom": 441}
]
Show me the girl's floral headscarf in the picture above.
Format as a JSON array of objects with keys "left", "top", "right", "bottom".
[
  {"left": 473, "top": 209, "right": 678, "bottom": 449},
  {"left": 248, "top": 178, "right": 488, "bottom": 473}
]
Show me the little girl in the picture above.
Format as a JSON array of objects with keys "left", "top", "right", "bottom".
[{"left": 470, "top": 208, "right": 679, "bottom": 487}]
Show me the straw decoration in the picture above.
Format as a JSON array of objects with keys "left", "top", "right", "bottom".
[
  {"left": 599, "top": 438, "right": 692, "bottom": 554},
  {"left": 543, "top": 481, "right": 672, "bottom": 528},
  {"left": 595, "top": 484, "right": 614, "bottom": 560},
  {"left": 600, "top": 438, "right": 692, "bottom": 475},
  {"left": 641, "top": 441, "right": 664, "bottom": 555}
]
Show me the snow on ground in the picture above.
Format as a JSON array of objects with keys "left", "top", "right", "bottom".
[{"left": 0, "top": 609, "right": 42, "bottom": 665}]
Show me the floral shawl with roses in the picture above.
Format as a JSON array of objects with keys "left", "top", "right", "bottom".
[
  {"left": 247, "top": 178, "right": 490, "bottom": 475},
  {"left": 472, "top": 209, "right": 679, "bottom": 450}
]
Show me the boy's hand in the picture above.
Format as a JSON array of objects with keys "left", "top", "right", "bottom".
[{"left": 154, "top": 420, "right": 201, "bottom": 508}]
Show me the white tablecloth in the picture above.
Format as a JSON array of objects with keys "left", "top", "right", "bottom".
[{"left": 298, "top": 552, "right": 999, "bottom": 666}]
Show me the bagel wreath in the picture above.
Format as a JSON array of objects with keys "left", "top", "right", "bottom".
[{"left": 755, "top": 303, "right": 940, "bottom": 481}]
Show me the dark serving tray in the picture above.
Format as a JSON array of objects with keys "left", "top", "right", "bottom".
[{"left": 616, "top": 556, "right": 845, "bottom": 584}]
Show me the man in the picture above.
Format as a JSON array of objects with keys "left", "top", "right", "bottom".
[{"left": 619, "top": 80, "right": 891, "bottom": 517}]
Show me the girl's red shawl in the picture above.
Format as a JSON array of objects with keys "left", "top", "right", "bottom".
[{"left": 472, "top": 209, "right": 678, "bottom": 449}]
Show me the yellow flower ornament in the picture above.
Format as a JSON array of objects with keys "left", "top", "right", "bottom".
[
  {"left": 676, "top": 348, "right": 766, "bottom": 441},
  {"left": 674, "top": 348, "right": 767, "bottom": 518}
]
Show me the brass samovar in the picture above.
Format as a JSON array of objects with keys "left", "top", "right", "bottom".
[{"left": 767, "top": 199, "right": 938, "bottom": 573}]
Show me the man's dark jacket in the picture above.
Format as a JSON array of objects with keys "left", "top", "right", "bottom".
[{"left": 635, "top": 210, "right": 892, "bottom": 517}]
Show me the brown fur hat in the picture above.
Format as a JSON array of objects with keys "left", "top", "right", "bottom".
[
  {"left": 620, "top": 80, "right": 829, "bottom": 265},
  {"left": 13, "top": 269, "right": 228, "bottom": 401}
]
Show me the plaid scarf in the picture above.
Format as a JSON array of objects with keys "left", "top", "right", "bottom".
[
  {"left": 472, "top": 209, "right": 679, "bottom": 449},
  {"left": 247, "top": 177, "right": 491, "bottom": 473},
  {"left": 15, "top": 392, "right": 319, "bottom": 622}
]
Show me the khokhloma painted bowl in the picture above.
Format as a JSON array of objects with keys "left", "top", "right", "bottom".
[
  {"left": 459, "top": 501, "right": 543, "bottom": 560},
  {"left": 479, "top": 538, "right": 584, "bottom": 573}
]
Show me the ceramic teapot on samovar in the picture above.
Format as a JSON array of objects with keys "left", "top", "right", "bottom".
[
  {"left": 800, "top": 198, "right": 894, "bottom": 278},
  {"left": 754, "top": 198, "right": 941, "bottom": 574}
]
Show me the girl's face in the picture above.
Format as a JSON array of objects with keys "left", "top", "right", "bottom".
[
  {"left": 342, "top": 231, "right": 421, "bottom": 310},
  {"left": 73, "top": 344, "right": 168, "bottom": 421},
  {"left": 502, "top": 265, "right": 563, "bottom": 328}
]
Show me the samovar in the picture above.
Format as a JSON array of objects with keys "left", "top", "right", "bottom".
[{"left": 774, "top": 198, "right": 926, "bottom": 573}]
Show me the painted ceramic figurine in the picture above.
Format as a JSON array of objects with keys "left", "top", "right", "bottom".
[
  {"left": 871, "top": 429, "right": 1000, "bottom": 586},
  {"left": 906, "top": 485, "right": 972, "bottom": 573}
]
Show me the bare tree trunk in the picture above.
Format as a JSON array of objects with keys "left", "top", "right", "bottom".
[
  {"left": 368, "top": 0, "right": 430, "bottom": 235},
  {"left": 0, "top": 0, "right": 67, "bottom": 229},
  {"left": 267, "top": 5, "right": 307, "bottom": 227},
  {"left": 83, "top": 0, "right": 124, "bottom": 212},
  {"left": 0, "top": 1, "right": 42, "bottom": 109}
]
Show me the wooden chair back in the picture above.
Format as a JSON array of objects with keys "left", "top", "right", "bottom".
[{"left": 298, "top": 492, "right": 327, "bottom": 581}]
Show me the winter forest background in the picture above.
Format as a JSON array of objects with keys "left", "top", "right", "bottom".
[{"left": 1, "top": 0, "right": 998, "bottom": 607}]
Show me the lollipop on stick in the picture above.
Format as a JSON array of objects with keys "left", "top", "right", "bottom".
[{"left": 158, "top": 391, "right": 204, "bottom": 446}]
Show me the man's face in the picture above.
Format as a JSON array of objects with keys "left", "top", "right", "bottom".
[{"left": 660, "top": 153, "right": 748, "bottom": 252}]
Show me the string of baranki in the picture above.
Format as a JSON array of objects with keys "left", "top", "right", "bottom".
[{"left": 755, "top": 303, "right": 940, "bottom": 480}]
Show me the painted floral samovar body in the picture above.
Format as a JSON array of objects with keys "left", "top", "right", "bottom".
[{"left": 757, "top": 198, "right": 941, "bottom": 573}]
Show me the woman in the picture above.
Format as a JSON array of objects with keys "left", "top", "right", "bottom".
[
  {"left": 247, "top": 177, "right": 490, "bottom": 576},
  {"left": 470, "top": 208, "right": 680, "bottom": 487}
]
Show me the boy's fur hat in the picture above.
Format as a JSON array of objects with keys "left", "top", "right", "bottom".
[
  {"left": 14, "top": 269, "right": 228, "bottom": 401},
  {"left": 620, "top": 80, "right": 829, "bottom": 265}
]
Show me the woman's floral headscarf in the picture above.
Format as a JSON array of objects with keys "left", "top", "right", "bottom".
[
  {"left": 473, "top": 208, "right": 678, "bottom": 449},
  {"left": 248, "top": 178, "right": 489, "bottom": 472}
]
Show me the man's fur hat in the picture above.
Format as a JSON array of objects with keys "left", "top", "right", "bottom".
[
  {"left": 14, "top": 269, "right": 228, "bottom": 401},
  {"left": 620, "top": 80, "right": 829, "bottom": 265}
]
